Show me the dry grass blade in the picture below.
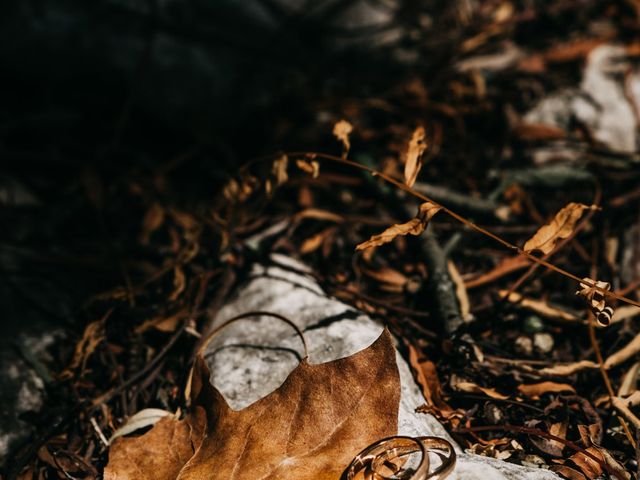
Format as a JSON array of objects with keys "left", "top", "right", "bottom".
[
  {"left": 537, "top": 360, "right": 599, "bottom": 377},
  {"left": 356, "top": 201, "right": 441, "bottom": 251},
  {"left": 604, "top": 332, "right": 640, "bottom": 369},
  {"left": 404, "top": 126, "right": 427, "bottom": 188},
  {"left": 500, "top": 291, "right": 581, "bottom": 323},
  {"left": 524, "top": 203, "right": 598, "bottom": 254}
]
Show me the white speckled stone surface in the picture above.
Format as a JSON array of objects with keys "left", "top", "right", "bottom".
[{"left": 204, "top": 254, "right": 558, "bottom": 479}]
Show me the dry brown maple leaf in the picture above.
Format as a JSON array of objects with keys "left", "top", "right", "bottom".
[
  {"left": 356, "top": 201, "right": 441, "bottom": 251},
  {"left": 105, "top": 329, "right": 400, "bottom": 480},
  {"left": 523, "top": 202, "right": 597, "bottom": 254},
  {"left": 404, "top": 126, "right": 427, "bottom": 188}
]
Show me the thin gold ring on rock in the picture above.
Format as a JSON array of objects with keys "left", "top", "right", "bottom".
[
  {"left": 346, "top": 436, "right": 428, "bottom": 480},
  {"left": 345, "top": 435, "right": 456, "bottom": 480}
]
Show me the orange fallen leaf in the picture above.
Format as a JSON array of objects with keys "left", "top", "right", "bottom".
[
  {"left": 296, "top": 158, "right": 320, "bottom": 178},
  {"left": 568, "top": 447, "right": 604, "bottom": 479},
  {"left": 105, "top": 416, "right": 201, "bottom": 480},
  {"left": 300, "top": 226, "right": 338, "bottom": 255},
  {"left": 60, "top": 311, "right": 110, "bottom": 380},
  {"left": 271, "top": 155, "right": 289, "bottom": 187},
  {"left": 105, "top": 330, "right": 400, "bottom": 480},
  {"left": 464, "top": 255, "right": 530, "bottom": 289},
  {"left": 530, "top": 422, "right": 567, "bottom": 457},
  {"left": 576, "top": 277, "right": 610, "bottom": 313},
  {"left": 356, "top": 202, "right": 441, "bottom": 251},
  {"left": 332, "top": 119, "right": 353, "bottom": 155},
  {"left": 408, "top": 345, "right": 460, "bottom": 423},
  {"left": 551, "top": 465, "right": 587, "bottom": 480},
  {"left": 361, "top": 266, "right": 408, "bottom": 293},
  {"left": 524, "top": 203, "right": 597, "bottom": 255},
  {"left": 500, "top": 291, "right": 580, "bottom": 323},
  {"left": 404, "top": 126, "right": 427, "bottom": 187},
  {"left": 140, "top": 202, "right": 165, "bottom": 245},
  {"left": 512, "top": 123, "right": 566, "bottom": 142},
  {"left": 168, "top": 266, "right": 186, "bottom": 301},
  {"left": 517, "top": 381, "right": 575, "bottom": 399},
  {"left": 538, "top": 360, "right": 598, "bottom": 377},
  {"left": 451, "top": 377, "right": 509, "bottom": 400}
]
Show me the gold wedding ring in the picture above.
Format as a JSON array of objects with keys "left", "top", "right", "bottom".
[{"left": 345, "top": 435, "right": 456, "bottom": 480}]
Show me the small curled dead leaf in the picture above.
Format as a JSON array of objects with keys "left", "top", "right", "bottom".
[
  {"left": 404, "top": 126, "right": 427, "bottom": 188},
  {"left": 576, "top": 277, "right": 614, "bottom": 326},
  {"left": 296, "top": 158, "right": 320, "bottom": 178},
  {"left": 271, "top": 155, "right": 289, "bottom": 187},
  {"left": 332, "top": 119, "right": 353, "bottom": 156},
  {"left": 356, "top": 201, "right": 441, "bottom": 251}
]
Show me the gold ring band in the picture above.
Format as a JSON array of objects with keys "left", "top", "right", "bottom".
[
  {"left": 346, "top": 436, "right": 429, "bottom": 480},
  {"left": 345, "top": 435, "right": 456, "bottom": 480}
]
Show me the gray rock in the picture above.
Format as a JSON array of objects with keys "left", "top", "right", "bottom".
[
  {"left": 525, "top": 44, "right": 640, "bottom": 158},
  {"left": 204, "top": 254, "right": 558, "bottom": 479}
]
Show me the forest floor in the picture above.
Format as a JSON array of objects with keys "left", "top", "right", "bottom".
[{"left": 4, "top": 1, "right": 640, "bottom": 479}]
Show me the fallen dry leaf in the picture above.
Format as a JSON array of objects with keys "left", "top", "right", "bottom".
[
  {"left": 537, "top": 360, "right": 598, "bottom": 377},
  {"left": 332, "top": 119, "right": 353, "bottom": 156},
  {"left": 299, "top": 226, "right": 338, "bottom": 255},
  {"left": 296, "top": 158, "right": 320, "bottom": 178},
  {"left": 451, "top": 376, "right": 509, "bottom": 400},
  {"left": 105, "top": 416, "right": 200, "bottom": 480},
  {"left": 292, "top": 208, "right": 344, "bottom": 224},
  {"left": 576, "top": 277, "right": 611, "bottom": 313},
  {"left": 512, "top": 123, "right": 566, "bottom": 142},
  {"left": 404, "top": 126, "right": 427, "bottom": 187},
  {"left": 524, "top": 203, "right": 597, "bottom": 255},
  {"left": 610, "top": 305, "right": 640, "bottom": 325},
  {"left": 361, "top": 266, "right": 408, "bottom": 293},
  {"left": 551, "top": 465, "right": 587, "bottom": 480},
  {"left": 530, "top": 422, "right": 567, "bottom": 457},
  {"left": 105, "top": 330, "right": 400, "bottom": 480},
  {"left": 140, "top": 202, "right": 165, "bottom": 245},
  {"left": 168, "top": 266, "right": 186, "bottom": 301},
  {"left": 60, "top": 312, "right": 110, "bottom": 379},
  {"left": 356, "top": 201, "right": 441, "bottom": 251},
  {"left": 464, "top": 255, "right": 530, "bottom": 289},
  {"left": 604, "top": 331, "right": 640, "bottom": 369},
  {"left": 135, "top": 310, "right": 186, "bottom": 334},
  {"left": 272, "top": 155, "right": 289, "bottom": 187},
  {"left": 517, "top": 381, "right": 575, "bottom": 399},
  {"left": 568, "top": 447, "right": 604, "bottom": 479},
  {"left": 448, "top": 261, "right": 472, "bottom": 322},
  {"left": 500, "top": 291, "right": 580, "bottom": 323}
]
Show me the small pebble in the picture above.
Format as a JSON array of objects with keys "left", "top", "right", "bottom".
[
  {"left": 515, "top": 336, "right": 533, "bottom": 356},
  {"left": 533, "top": 332, "right": 554, "bottom": 353},
  {"left": 523, "top": 315, "right": 544, "bottom": 334}
]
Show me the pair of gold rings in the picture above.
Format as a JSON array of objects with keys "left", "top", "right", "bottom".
[{"left": 345, "top": 436, "right": 456, "bottom": 480}]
